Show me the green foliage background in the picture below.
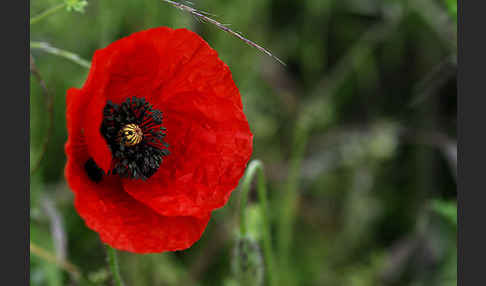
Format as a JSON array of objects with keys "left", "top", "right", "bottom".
[{"left": 30, "top": 0, "right": 457, "bottom": 285}]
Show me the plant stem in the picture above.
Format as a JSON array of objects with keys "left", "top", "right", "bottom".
[
  {"left": 30, "top": 3, "right": 67, "bottom": 25},
  {"left": 239, "top": 160, "right": 277, "bottom": 286},
  {"left": 106, "top": 246, "right": 124, "bottom": 286},
  {"left": 30, "top": 41, "right": 91, "bottom": 69},
  {"left": 277, "top": 121, "right": 309, "bottom": 286}
]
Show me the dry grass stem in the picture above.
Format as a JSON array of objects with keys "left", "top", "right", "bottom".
[
  {"left": 161, "top": 0, "right": 285, "bottom": 66},
  {"left": 30, "top": 242, "right": 81, "bottom": 280},
  {"left": 30, "top": 54, "right": 55, "bottom": 175}
]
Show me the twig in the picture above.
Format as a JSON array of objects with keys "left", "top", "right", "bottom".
[
  {"left": 30, "top": 54, "right": 55, "bottom": 175},
  {"left": 409, "top": 54, "right": 457, "bottom": 107},
  {"left": 30, "top": 3, "right": 67, "bottom": 25},
  {"left": 160, "top": 0, "right": 285, "bottom": 66},
  {"left": 379, "top": 234, "right": 421, "bottom": 283},
  {"left": 41, "top": 196, "right": 67, "bottom": 261},
  {"left": 30, "top": 242, "right": 82, "bottom": 280},
  {"left": 30, "top": 41, "right": 91, "bottom": 69}
]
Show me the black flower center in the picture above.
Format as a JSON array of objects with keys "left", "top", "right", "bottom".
[{"left": 100, "top": 96, "right": 169, "bottom": 180}]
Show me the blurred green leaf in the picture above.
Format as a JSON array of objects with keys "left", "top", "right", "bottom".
[
  {"left": 443, "top": 0, "right": 457, "bottom": 22},
  {"left": 432, "top": 200, "right": 457, "bottom": 226}
]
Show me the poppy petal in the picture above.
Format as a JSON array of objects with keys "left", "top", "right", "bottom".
[
  {"left": 65, "top": 27, "right": 252, "bottom": 252},
  {"left": 73, "top": 46, "right": 115, "bottom": 173},
  {"left": 120, "top": 29, "right": 253, "bottom": 217},
  {"left": 122, "top": 96, "right": 252, "bottom": 216},
  {"left": 78, "top": 27, "right": 177, "bottom": 173},
  {"left": 65, "top": 144, "right": 210, "bottom": 253}
]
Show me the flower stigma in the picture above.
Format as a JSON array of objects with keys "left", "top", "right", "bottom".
[{"left": 118, "top": 123, "right": 144, "bottom": 146}]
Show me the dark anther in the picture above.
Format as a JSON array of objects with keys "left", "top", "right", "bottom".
[
  {"left": 100, "top": 96, "right": 169, "bottom": 180},
  {"left": 85, "top": 158, "right": 104, "bottom": 183}
]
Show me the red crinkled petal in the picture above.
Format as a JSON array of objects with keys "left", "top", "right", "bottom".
[
  {"left": 122, "top": 91, "right": 253, "bottom": 217},
  {"left": 65, "top": 154, "right": 210, "bottom": 253},
  {"left": 120, "top": 29, "right": 253, "bottom": 217},
  {"left": 65, "top": 88, "right": 210, "bottom": 253},
  {"left": 75, "top": 27, "right": 253, "bottom": 217},
  {"left": 80, "top": 27, "right": 197, "bottom": 173},
  {"left": 74, "top": 45, "right": 114, "bottom": 173}
]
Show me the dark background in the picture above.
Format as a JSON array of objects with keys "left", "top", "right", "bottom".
[{"left": 30, "top": 0, "right": 457, "bottom": 285}]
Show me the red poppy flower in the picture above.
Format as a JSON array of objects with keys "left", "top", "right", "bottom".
[{"left": 65, "top": 27, "right": 253, "bottom": 253}]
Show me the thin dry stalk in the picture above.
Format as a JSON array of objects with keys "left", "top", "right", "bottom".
[
  {"left": 30, "top": 242, "right": 82, "bottom": 280},
  {"left": 30, "top": 54, "right": 55, "bottom": 175},
  {"left": 41, "top": 196, "right": 67, "bottom": 261},
  {"left": 31, "top": 42, "right": 91, "bottom": 69},
  {"left": 409, "top": 54, "right": 457, "bottom": 107},
  {"left": 161, "top": 0, "right": 285, "bottom": 66}
]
